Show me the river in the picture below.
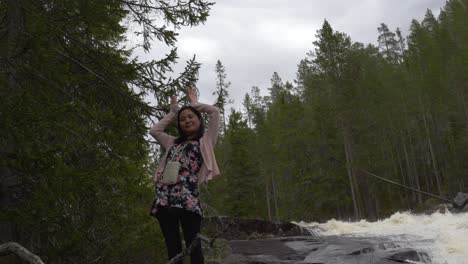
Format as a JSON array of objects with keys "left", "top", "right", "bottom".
[{"left": 296, "top": 210, "right": 468, "bottom": 264}]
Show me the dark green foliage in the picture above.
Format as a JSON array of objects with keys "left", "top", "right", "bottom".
[
  {"left": 1, "top": 0, "right": 212, "bottom": 263},
  {"left": 223, "top": 110, "right": 261, "bottom": 217}
]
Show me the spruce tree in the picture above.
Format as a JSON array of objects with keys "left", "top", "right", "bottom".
[
  {"left": 377, "top": 23, "right": 400, "bottom": 63},
  {"left": 213, "top": 60, "right": 231, "bottom": 134}
]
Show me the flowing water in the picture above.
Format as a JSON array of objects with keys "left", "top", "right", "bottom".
[{"left": 296, "top": 210, "right": 468, "bottom": 264}]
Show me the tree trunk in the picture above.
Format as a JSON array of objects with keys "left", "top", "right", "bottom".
[
  {"left": 388, "top": 116, "right": 410, "bottom": 209},
  {"left": 264, "top": 166, "right": 272, "bottom": 221},
  {"left": 1, "top": 0, "right": 25, "bottom": 244},
  {"left": 455, "top": 82, "right": 468, "bottom": 125},
  {"left": 398, "top": 86, "right": 422, "bottom": 207},
  {"left": 389, "top": 143, "right": 404, "bottom": 205},
  {"left": 408, "top": 138, "right": 423, "bottom": 205},
  {"left": 343, "top": 132, "right": 360, "bottom": 220},
  {"left": 271, "top": 171, "right": 279, "bottom": 221},
  {"left": 402, "top": 136, "right": 417, "bottom": 207},
  {"left": 420, "top": 98, "right": 442, "bottom": 195},
  {"left": 447, "top": 131, "right": 464, "bottom": 192},
  {"left": 396, "top": 147, "right": 410, "bottom": 209},
  {"left": 222, "top": 110, "right": 227, "bottom": 135}
]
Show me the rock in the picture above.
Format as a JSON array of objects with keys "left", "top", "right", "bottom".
[
  {"left": 387, "top": 250, "right": 430, "bottom": 263},
  {"left": 217, "top": 254, "right": 250, "bottom": 264},
  {"left": 202, "top": 217, "right": 432, "bottom": 263},
  {"left": 203, "top": 216, "right": 311, "bottom": 240},
  {"left": 452, "top": 192, "right": 468, "bottom": 210},
  {"left": 226, "top": 237, "right": 316, "bottom": 264},
  {"left": 202, "top": 218, "right": 311, "bottom": 262},
  {"left": 462, "top": 203, "right": 468, "bottom": 213},
  {"left": 214, "top": 236, "right": 431, "bottom": 264},
  {"left": 203, "top": 238, "right": 232, "bottom": 262},
  {"left": 423, "top": 203, "right": 457, "bottom": 214}
]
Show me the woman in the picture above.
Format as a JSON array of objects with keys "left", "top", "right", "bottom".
[{"left": 149, "top": 88, "right": 220, "bottom": 264}]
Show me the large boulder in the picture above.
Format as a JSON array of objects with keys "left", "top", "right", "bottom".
[
  {"left": 202, "top": 217, "right": 312, "bottom": 263},
  {"left": 452, "top": 192, "right": 468, "bottom": 210}
]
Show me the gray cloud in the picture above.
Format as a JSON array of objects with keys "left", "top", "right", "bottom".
[{"left": 134, "top": 0, "right": 446, "bottom": 110}]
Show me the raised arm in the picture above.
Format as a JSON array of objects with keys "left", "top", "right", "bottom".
[
  {"left": 187, "top": 88, "right": 220, "bottom": 145},
  {"left": 149, "top": 96, "right": 179, "bottom": 149}
]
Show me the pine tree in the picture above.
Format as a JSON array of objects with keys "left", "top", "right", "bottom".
[
  {"left": 377, "top": 23, "right": 400, "bottom": 63},
  {"left": 395, "top": 27, "right": 406, "bottom": 63},
  {"left": 309, "top": 20, "right": 364, "bottom": 219},
  {"left": 213, "top": 60, "right": 231, "bottom": 134},
  {"left": 243, "top": 93, "right": 253, "bottom": 128},
  {"left": 268, "top": 72, "right": 284, "bottom": 102}
]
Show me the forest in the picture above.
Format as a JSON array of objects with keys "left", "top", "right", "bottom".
[{"left": 1, "top": 0, "right": 467, "bottom": 263}]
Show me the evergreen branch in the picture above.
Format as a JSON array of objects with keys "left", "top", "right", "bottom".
[
  {"left": 52, "top": 47, "right": 156, "bottom": 116},
  {"left": 118, "top": 0, "right": 195, "bottom": 11},
  {"left": 54, "top": 48, "right": 112, "bottom": 88},
  {"left": 22, "top": 1, "right": 201, "bottom": 120},
  {"left": 21, "top": 4, "right": 160, "bottom": 117}
]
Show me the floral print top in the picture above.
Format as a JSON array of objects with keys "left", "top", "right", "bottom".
[{"left": 150, "top": 141, "right": 203, "bottom": 216}]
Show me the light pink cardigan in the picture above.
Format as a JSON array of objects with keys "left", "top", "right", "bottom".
[{"left": 150, "top": 102, "right": 221, "bottom": 186}]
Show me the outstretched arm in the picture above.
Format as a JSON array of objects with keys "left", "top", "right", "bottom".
[
  {"left": 149, "top": 96, "right": 179, "bottom": 149},
  {"left": 187, "top": 88, "right": 220, "bottom": 145}
]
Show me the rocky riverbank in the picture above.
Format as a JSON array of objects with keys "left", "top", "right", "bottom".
[
  {"left": 219, "top": 236, "right": 429, "bottom": 264},
  {"left": 201, "top": 217, "right": 430, "bottom": 264},
  {"left": 201, "top": 193, "right": 468, "bottom": 263}
]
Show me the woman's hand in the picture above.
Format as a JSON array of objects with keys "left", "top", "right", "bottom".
[
  {"left": 170, "top": 95, "right": 178, "bottom": 113},
  {"left": 187, "top": 87, "right": 198, "bottom": 104}
]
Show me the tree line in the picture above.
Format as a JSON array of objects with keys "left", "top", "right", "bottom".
[{"left": 208, "top": 0, "right": 467, "bottom": 223}]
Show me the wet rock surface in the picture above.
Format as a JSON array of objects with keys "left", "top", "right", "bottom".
[
  {"left": 423, "top": 203, "right": 456, "bottom": 214},
  {"left": 462, "top": 204, "right": 468, "bottom": 213},
  {"left": 452, "top": 192, "right": 468, "bottom": 210},
  {"left": 212, "top": 236, "right": 430, "bottom": 264},
  {"left": 203, "top": 217, "right": 432, "bottom": 264}
]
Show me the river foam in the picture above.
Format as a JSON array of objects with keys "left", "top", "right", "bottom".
[{"left": 296, "top": 210, "right": 468, "bottom": 264}]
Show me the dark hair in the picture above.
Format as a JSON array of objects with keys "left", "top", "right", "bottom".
[{"left": 175, "top": 106, "right": 205, "bottom": 144}]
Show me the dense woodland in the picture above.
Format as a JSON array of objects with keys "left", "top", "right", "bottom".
[
  {"left": 208, "top": 1, "right": 468, "bottom": 223},
  {"left": 0, "top": 0, "right": 467, "bottom": 263}
]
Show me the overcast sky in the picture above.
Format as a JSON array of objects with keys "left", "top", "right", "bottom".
[{"left": 131, "top": 0, "right": 446, "bottom": 111}]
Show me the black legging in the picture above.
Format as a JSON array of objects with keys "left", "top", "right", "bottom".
[{"left": 155, "top": 206, "right": 204, "bottom": 264}]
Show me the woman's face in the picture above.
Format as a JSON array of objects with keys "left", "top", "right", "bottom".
[{"left": 179, "top": 109, "right": 201, "bottom": 138}]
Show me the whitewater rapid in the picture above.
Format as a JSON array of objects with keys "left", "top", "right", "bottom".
[{"left": 296, "top": 210, "right": 468, "bottom": 264}]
